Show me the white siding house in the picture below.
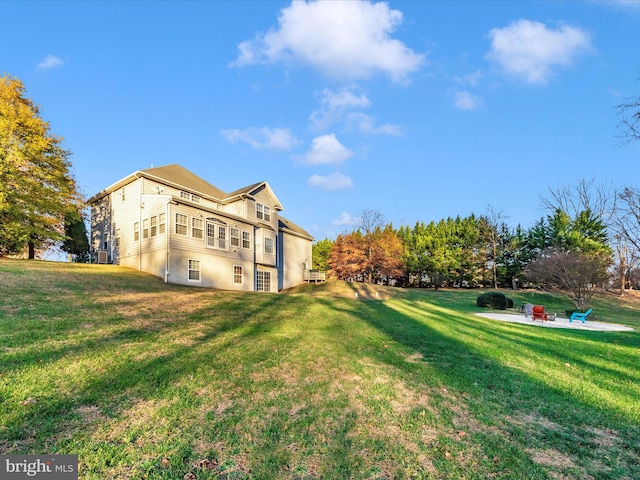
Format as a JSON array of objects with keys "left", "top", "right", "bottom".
[{"left": 88, "top": 164, "right": 314, "bottom": 292}]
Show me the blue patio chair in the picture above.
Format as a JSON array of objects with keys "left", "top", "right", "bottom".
[{"left": 569, "top": 308, "right": 592, "bottom": 323}]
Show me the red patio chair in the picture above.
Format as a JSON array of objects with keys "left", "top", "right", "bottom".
[{"left": 531, "top": 305, "right": 548, "bottom": 321}]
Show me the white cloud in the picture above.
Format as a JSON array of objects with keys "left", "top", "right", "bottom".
[
  {"left": 308, "top": 172, "right": 354, "bottom": 190},
  {"left": 454, "top": 91, "right": 484, "bottom": 111},
  {"left": 221, "top": 127, "right": 300, "bottom": 150},
  {"left": 298, "top": 134, "right": 353, "bottom": 165},
  {"left": 332, "top": 212, "right": 355, "bottom": 226},
  {"left": 310, "top": 88, "right": 371, "bottom": 130},
  {"left": 487, "top": 19, "right": 592, "bottom": 85},
  {"left": 37, "top": 55, "right": 63, "bottom": 69},
  {"left": 233, "top": 0, "right": 425, "bottom": 82},
  {"left": 346, "top": 112, "right": 402, "bottom": 135},
  {"left": 454, "top": 70, "right": 483, "bottom": 87}
]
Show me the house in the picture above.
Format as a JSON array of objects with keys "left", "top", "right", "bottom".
[{"left": 88, "top": 164, "right": 314, "bottom": 292}]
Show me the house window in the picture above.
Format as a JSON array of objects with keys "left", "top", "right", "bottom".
[
  {"left": 180, "top": 191, "right": 201, "bottom": 204},
  {"left": 206, "top": 220, "right": 227, "bottom": 250},
  {"left": 150, "top": 216, "right": 157, "bottom": 237},
  {"left": 218, "top": 226, "right": 226, "bottom": 248},
  {"left": 264, "top": 237, "right": 274, "bottom": 255},
  {"left": 256, "top": 203, "right": 271, "bottom": 222},
  {"left": 158, "top": 213, "right": 166, "bottom": 234},
  {"left": 134, "top": 222, "right": 139, "bottom": 241},
  {"left": 242, "top": 231, "right": 251, "bottom": 249},
  {"left": 192, "top": 218, "right": 203, "bottom": 239},
  {"left": 115, "top": 228, "right": 120, "bottom": 247},
  {"left": 188, "top": 259, "right": 200, "bottom": 281},
  {"left": 231, "top": 228, "right": 240, "bottom": 247},
  {"left": 175, "top": 213, "right": 188, "bottom": 236},
  {"left": 233, "top": 265, "right": 243, "bottom": 284},
  {"left": 143, "top": 218, "right": 149, "bottom": 239},
  {"left": 256, "top": 271, "right": 271, "bottom": 292}
]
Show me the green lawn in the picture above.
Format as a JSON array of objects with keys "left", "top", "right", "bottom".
[{"left": 1, "top": 258, "right": 639, "bottom": 479}]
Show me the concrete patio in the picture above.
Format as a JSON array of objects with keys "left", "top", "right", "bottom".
[{"left": 475, "top": 312, "right": 633, "bottom": 332}]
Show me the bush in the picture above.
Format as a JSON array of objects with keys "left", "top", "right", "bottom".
[{"left": 476, "top": 292, "right": 511, "bottom": 310}]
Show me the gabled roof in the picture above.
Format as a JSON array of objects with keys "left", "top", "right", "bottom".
[
  {"left": 141, "top": 164, "right": 226, "bottom": 199},
  {"left": 279, "top": 217, "right": 314, "bottom": 241},
  {"left": 225, "top": 181, "right": 283, "bottom": 211},
  {"left": 88, "top": 164, "right": 282, "bottom": 209}
]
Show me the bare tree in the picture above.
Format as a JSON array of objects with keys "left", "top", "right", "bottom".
[
  {"left": 483, "top": 205, "right": 508, "bottom": 289},
  {"left": 355, "top": 208, "right": 386, "bottom": 235},
  {"left": 541, "top": 178, "right": 617, "bottom": 226},
  {"left": 525, "top": 249, "right": 611, "bottom": 311},
  {"left": 616, "top": 94, "right": 640, "bottom": 145}
]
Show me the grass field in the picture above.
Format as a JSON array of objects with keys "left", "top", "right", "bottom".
[{"left": 1, "top": 258, "right": 639, "bottom": 479}]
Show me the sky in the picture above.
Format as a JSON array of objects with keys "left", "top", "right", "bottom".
[{"left": 2, "top": 0, "right": 640, "bottom": 242}]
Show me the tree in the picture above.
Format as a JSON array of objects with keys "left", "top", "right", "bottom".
[
  {"left": 62, "top": 210, "right": 90, "bottom": 262},
  {"left": 0, "top": 75, "right": 83, "bottom": 258},
  {"left": 355, "top": 209, "right": 387, "bottom": 284},
  {"left": 617, "top": 92, "right": 640, "bottom": 144},
  {"left": 329, "top": 232, "right": 367, "bottom": 281},
  {"left": 329, "top": 210, "right": 404, "bottom": 284},
  {"left": 312, "top": 238, "right": 333, "bottom": 272},
  {"left": 481, "top": 206, "right": 508, "bottom": 289},
  {"left": 525, "top": 249, "right": 611, "bottom": 311}
]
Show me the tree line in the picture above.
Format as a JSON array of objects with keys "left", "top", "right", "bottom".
[{"left": 313, "top": 183, "right": 640, "bottom": 309}]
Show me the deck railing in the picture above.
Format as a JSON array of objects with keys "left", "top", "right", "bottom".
[{"left": 304, "top": 270, "right": 326, "bottom": 282}]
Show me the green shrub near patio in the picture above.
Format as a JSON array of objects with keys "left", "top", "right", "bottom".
[{"left": 476, "top": 291, "right": 513, "bottom": 310}]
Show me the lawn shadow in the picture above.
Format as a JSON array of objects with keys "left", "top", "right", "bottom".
[{"left": 315, "top": 295, "right": 640, "bottom": 479}]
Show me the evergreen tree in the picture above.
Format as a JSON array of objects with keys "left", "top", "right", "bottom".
[
  {"left": 62, "top": 210, "right": 90, "bottom": 262},
  {"left": 312, "top": 238, "right": 333, "bottom": 271}
]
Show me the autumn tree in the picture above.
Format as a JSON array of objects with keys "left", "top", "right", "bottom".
[
  {"left": 329, "top": 210, "right": 404, "bottom": 284},
  {"left": 0, "top": 75, "right": 83, "bottom": 258},
  {"left": 329, "top": 231, "right": 367, "bottom": 281}
]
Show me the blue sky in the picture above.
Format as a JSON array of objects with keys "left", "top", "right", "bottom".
[{"left": 3, "top": 0, "right": 640, "bottom": 241}]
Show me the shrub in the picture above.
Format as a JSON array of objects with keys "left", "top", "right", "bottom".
[{"left": 476, "top": 292, "right": 511, "bottom": 310}]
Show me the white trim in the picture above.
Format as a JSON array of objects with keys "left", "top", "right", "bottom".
[{"left": 187, "top": 258, "right": 201, "bottom": 282}]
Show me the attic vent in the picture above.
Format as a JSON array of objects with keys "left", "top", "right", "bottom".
[{"left": 97, "top": 250, "right": 108, "bottom": 264}]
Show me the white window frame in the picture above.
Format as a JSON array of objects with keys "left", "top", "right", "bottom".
[
  {"left": 233, "top": 265, "right": 243, "bottom": 284},
  {"left": 206, "top": 219, "right": 228, "bottom": 250},
  {"left": 242, "top": 231, "right": 251, "bottom": 249},
  {"left": 256, "top": 271, "right": 271, "bottom": 292},
  {"left": 180, "top": 191, "right": 201, "bottom": 204},
  {"left": 133, "top": 222, "right": 139, "bottom": 242},
  {"left": 264, "top": 236, "right": 274, "bottom": 255},
  {"left": 230, "top": 228, "right": 240, "bottom": 247},
  {"left": 158, "top": 213, "right": 166, "bottom": 235},
  {"left": 143, "top": 218, "right": 149, "bottom": 239},
  {"left": 256, "top": 203, "right": 271, "bottom": 222},
  {"left": 192, "top": 217, "right": 203, "bottom": 239},
  {"left": 150, "top": 216, "right": 157, "bottom": 237},
  {"left": 175, "top": 213, "right": 188, "bottom": 236},
  {"left": 188, "top": 259, "right": 201, "bottom": 282}
]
